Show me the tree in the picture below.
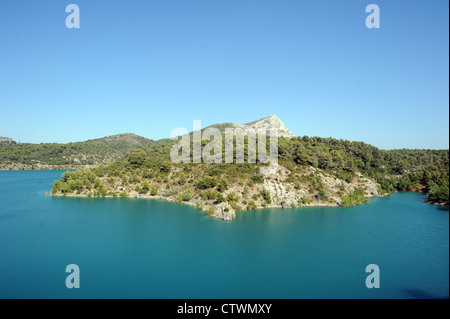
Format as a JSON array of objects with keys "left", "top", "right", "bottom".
[
  {"left": 195, "top": 176, "right": 217, "bottom": 189},
  {"left": 127, "top": 149, "right": 147, "bottom": 166},
  {"left": 217, "top": 178, "right": 228, "bottom": 192},
  {"left": 216, "top": 193, "right": 225, "bottom": 203},
  {"left": 52, "top": 180, "right": 61, "bottom": 194},
  {"left": 94, "top": 178, "right": 101, "bottom": 189},
  {"left": 260, "top": 188, "right": 271, "bottom": 202},
  {"left": 159, "top": 162, "right": 171, "bottom": 173}
]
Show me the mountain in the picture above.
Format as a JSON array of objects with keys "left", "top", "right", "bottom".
[
  {"left": 0, "top": 133, "right": 154, "bottom": 170},
  {"left": 0, "top": 137, "right": 16, "bottom": 145},
  {"left": 242, "top": 114, "right": 295, "bottom": 138},
  {"left": 202, "top": 115, "right": 295, "bottom": 138}
]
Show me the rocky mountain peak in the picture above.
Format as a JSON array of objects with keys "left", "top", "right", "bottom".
[
  {"left": 0, "top": 137, "right": 16, "bottom": 145},
  {"left": 242, "top": 114, "right": 295, "bottom": 138}
]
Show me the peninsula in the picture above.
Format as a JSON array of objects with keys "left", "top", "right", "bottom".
[{"left": 44, "top": 115, "right": 449, "bottom": 220}]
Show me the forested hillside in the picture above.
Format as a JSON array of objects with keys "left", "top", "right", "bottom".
[
  {"left": 0, "top": 133, "right": 154, "bottom": 169},
  {"left": 277, "top": 136, "right": 449, "bottom": 203},
  {"left": 51, "top": 134, "right": 449, "bottom": 220}
]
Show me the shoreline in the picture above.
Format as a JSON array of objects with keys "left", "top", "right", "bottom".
[
  {"left": 0, "top": 165, "right": 96, "bottom": 171},
  {"left": 50, "top": 191, "right": 449, "bottom": 221},
  {"left": 50, "top": 190, "right": 379, "bottom": 220}
]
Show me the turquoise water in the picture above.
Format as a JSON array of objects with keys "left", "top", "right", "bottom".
[{"left": 0, "top": 170, "right": 448, "bottom": 299}]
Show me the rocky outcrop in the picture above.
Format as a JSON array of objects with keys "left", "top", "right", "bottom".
[
  {"left": 209, "top": 202, "right": 236, "bottom": 221},
  {"left": 0, "top": 137, "right": 16, "bottom": 145},
  {"left": 241, "top": 114, "right": 295, "bottom": 138},
  {"left": 263, "top": 179, "right": 301, "bottom": 208},
  {"left": 203, "top": 115, "right": 296, "bottom": 139},
  {"left": 355, "top": 172, "right": 380, "bottom": 196}
]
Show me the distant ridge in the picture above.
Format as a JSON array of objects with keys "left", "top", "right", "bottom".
[{"left": 0, "top": 133, "right": 154, "bottom": 170}]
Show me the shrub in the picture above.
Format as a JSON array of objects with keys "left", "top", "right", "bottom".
[
  {"left": 216, "top": 192, "right": 225, "bottom": 203},
  {"left": 298, "top": 197, "right": 310, "bottom": 205},
  {"left": 177, "top": 174, "right": 187, "bottom": 185},
  {"left": 229, "top": 201, "right": 242, "bottom": 211},
  {"left": 217, "top": 178, "right": 229, "bottom": 192},
  {"left": 201, "top": 189, "right": 218, "bottom": 201},
  {"left": 209, "top": 168, "right": 221, "bottom": 176},
  {"left": 182, "top": 193, "right": 192, "bottom": 202},
  {"left": 195, "top": 176, "right": 217, "bottom": 189},
  {"left": 341, "top": 188, "right": 366, "bottom": 207},
  {"left": 251, "top": 175, "right": 264, "bottom": 184},
  {"left": 260, "top": 188, "right": 271, "bottom": 201},
  {"left": 142, "top": 171, "right": 154, "bottom": 179},
  {"left": 129, "top": 174, "right": 140, "bottom": 184},
  {"left": 159, "top": 162, "right": 171, "bottom": 173},
  {"left": 318, "top": 189, "right": 326, "bottom": 200},
  {"left": 246, "top": 200, "right": 257, "bottom": 210},
  {"left": 226, "top": 192, "right": 239, "bottom": 202}
]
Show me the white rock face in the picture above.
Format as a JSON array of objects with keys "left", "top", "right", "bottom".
[
  {"left": 201, "top": 114, "right": 295, "bottom": 139},
  {"left": 210, "top": 202, "right": 236, "bottom": 221},
  {"left": 241, "top": 115, "right": 295, "bottom": 139},
  {"left": 263, "top": 179, "right": 299, "bottom": 208},
  {"left": 260, "top": 163, "right": 279, "bottom": 176},
  {"left": 355, "top": 172, "right": 380, "bottom": 196},
  {"left": 0, "top": 137, "right": 15, "bottom": 143}
]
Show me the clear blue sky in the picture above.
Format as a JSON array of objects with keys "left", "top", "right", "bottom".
[{"left": 0, "top": 0, "right": 448, "bottom": 149}]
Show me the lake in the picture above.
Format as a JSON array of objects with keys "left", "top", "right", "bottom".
[{"left": 0, "top": 170, "right": 448, "bottom": 298}]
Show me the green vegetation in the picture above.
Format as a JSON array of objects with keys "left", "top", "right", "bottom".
[
  {"left": 0, "top": 133, "right": 153, "bottom": 168},
  {"left": 246, "top": 200, "right": 257, "bottom": 210},
  {"left": 46, "top": 132, "right": 449, "bottom": 210},
  {"left": 260, "top": 188, "right": 272, "bottom": 204},
  {"left": 298, "top": 197, "right": 311, "bottom": 205},
  {"left": 195, "top": 176, "right": 218, "bottom": 189},
  {"left": 341, "top": 188, "right": 368, "bottom": 207},
  {"left": 277, "top": 136, "right": 449, "bottom": 205}
]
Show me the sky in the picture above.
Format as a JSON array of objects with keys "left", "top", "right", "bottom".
[{"left": 0, "top": 0, "right": 448, "bottom": 149}]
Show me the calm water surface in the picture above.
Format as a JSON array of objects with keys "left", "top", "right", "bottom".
[{"left": 0, "top": 170, "right": 448, "bottom": 298}]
